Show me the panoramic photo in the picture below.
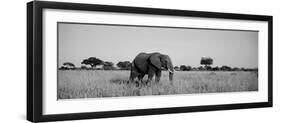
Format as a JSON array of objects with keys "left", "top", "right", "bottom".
[{"left": 57, "top": 22, "right": 258, "bottom": 99}]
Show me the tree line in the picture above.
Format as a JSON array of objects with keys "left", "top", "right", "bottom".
[
  {"left": 60, "top": 57, "right": 132, "bottom": 70},
  {"left": 59, "top": 57, "right": 257, "bottom": 71},
  {"left": 176, "top": 57, "right": 257, "bottom": 71}
]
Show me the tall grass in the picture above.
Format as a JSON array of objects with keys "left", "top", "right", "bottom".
[{"left": 58, "top": 70, "right": 258, "bottom": 99}]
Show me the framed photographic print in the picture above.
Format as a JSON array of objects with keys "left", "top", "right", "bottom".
[{"left": 27, "top": 1, "right": 273, "bottom": 122}]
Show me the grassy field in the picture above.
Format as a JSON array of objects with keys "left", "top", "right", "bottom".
[{"left": 58, "top": 70, "right": 258, "bottom": 99}]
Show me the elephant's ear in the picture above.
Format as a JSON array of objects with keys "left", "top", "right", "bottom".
[{"left": 149, "top": 53, "right": 162, "bottom": 69}]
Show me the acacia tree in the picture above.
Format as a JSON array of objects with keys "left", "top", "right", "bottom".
[
  {"left": 81, "top": 57, "right": 103, "bottom": 68},
  {"left": 117, "top": 61, "right": 131, "bottom": 70},
  {"left": 221, "top": 65, "right": 231, "bottom": 71},
  {"left": 179, "top": 65, "right": 192, "bottom": 71},
  {"left": 174, "top": 66, "right": 180, "bottom": 71},
  {"left": 61, "top": 62, "right": 75, "bottom": 69},
  {"left": 103, "top": 61, "right": 115, "bottom": 70},
  {"left": 200, "top": 57, "right": 213, "bottom": 69},
  {"left": 179, "top": 65, "right": 186, "bottom": 71},
  {"left": 212, "top": 66, "right": 220, "bottom": 71}
]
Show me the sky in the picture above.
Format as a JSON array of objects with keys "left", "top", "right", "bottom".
[{"left": 58, "top": 22, "right": 258, "bottom": 68}]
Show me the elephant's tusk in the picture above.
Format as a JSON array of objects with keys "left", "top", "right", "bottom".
[{"left": 168, "top": 69, "right": 174, "bottom": 73}]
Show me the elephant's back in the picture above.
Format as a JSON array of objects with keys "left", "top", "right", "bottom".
[{"left": 134, "top": 53, "right": 149, "bottom": 61}]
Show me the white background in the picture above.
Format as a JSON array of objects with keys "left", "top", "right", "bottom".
[{"left": 0, "top": 0, "right": 280, "bottom": 123}]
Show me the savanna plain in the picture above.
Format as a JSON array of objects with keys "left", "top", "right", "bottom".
[{"left": 58, "top": 70, "right": 258, "bottom": 99}]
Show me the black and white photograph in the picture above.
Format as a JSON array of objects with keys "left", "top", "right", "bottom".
[
  {"left": 25, "top": 1, "right": 273, "bottom": 122},
  {"left": 57, "top": 22, "right": 259, "bottom": 99}
]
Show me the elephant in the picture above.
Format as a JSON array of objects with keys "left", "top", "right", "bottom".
[{"left": 129, "top": 52, "right": 174, "bottom": 85}]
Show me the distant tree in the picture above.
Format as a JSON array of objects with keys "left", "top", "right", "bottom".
[
  {"left": 232, "top": 67, "right": 240, "bottom": 71},
  {"left": 60, "top": 62, "right": 75, "bottom": 70},
  {"left": 186, "top": 66, "right": 192, "bottom": 71},
  {"left": 212, "top": 66, "right": 220, "bottom": 71},
  {"left": 103, "top": 61, "right": 115, "bottom": 70},
  {"left": 252, "top": 68, "right": 258, "bottom": 72},
  {"left": 242, "top": 68, "right": 251, "bottom": 71},
  {"left": 198, "top": 66, "right": 205, "bottom": 71},
  {"left": 81, "top": 57, "right": 103, "bottom": 68},
  {"left": 117, "top": 61, "right": 131, "bottom": 70},
  {"left": 179, "top": 65, "right": 192, "bottom": 71},
  {"left": 174, "top": 66, "right": 180, "bottom": 71},
  {"left": 242, "top": 68, "right": 258, "bottom": 72},
  {"left": 205, "top": 66, "right": 212, "bottom": 71},
  {"left": 63, "top": 62, "right": 75, "bottom": 67},
  {"left": 59, "top": 66, "right": 68, "bottom": 70},
  {"left": 179, "top": 65, "right": 187, "bottom": 71},
  {"left": 192, "top": 67, "right": 198, "bottom": 71},
  {"left": 200, "top": 57, "right": 213, "bottom": 68},
  {"left": 221, "top": 65, "right": 231, "bottom": 71},
  {"left": 80, "top": 65, "right": 88, "bottom": 70},
  {"left": 103, "top": 61, "right": 114, "bottom": 67}
]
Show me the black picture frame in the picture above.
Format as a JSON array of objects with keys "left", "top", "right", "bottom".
[{"left": 27, "top": 1, "right": 273, "bottom": 122}]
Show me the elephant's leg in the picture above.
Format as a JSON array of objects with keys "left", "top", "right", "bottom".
[
  {"left": 138, "top": 74, "right": 145, "bottom": 84},
  {"left": 131, "top": 70, "right": 146, "bottom": 87},
  {"left": 155, "top": 70, "right": 162, "bottom": 83},
  {"left": 147, "top": 71, "right": 155, "bottom": 83},
  {"left": 129, "top": 71, "right": 138, "bottom": 83}
]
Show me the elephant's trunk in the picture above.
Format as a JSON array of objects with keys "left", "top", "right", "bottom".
[
  {"left": 165, "top": 55, "right": 174, "bottom": 81},
  {"left": 168, "top": 67, "right": 174, "bottom": 81},
  {"left": 169, "top": 71, "right": 173, "bottom": 81},
  {"left": 168, "top": 69, "right": 173, "bottom": 73}
]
